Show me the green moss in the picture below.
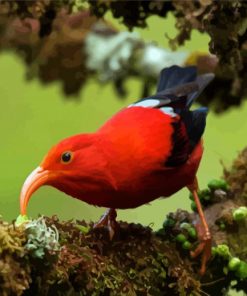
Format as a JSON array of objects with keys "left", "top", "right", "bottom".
[
  {"left": 208, "top": 179, "right": 228, "bottom": 191},
  {"left": 228, "top": 257, "right": 241, "bottom": 271},
  {"left": 187, "top": 227, "right": 197, "bottom": 239},
  {"left": 180, "top": 222, "right": 191, "bottom": 230},
  {"left": 189, "top": 192, "right": 194, "bottom": 200},
  {"left": 212, "top": 244, "right": 231, "bottom": 259},
  {"left": 0, "top": 215, "right": 204, "bottom": 295},
  {"left": 182, "top": 241, "right": 192, "bottom": 250},
  {"left": 75, "top": 224, "right": 90, "bottom": 234},
  {"left": 15, "top": 214, "right": 29, "bottom": 226},
  {"left": 179, "top": 223, "right": 197, "bottom": 239},
  {"left": 0, "top": 213, "right": 247, "bottom": 295},
  {"left": 190, "top": 201, "right": 197, "bottom": 212},
  {"left": 232, "top": 206, "right": 247, "bottom": 221},
  {"left": 235, "top": 261, "right": 247, "bottom": 279},
  {"left": 0, "top": 217, "right": 31, "bottom": 295},
  {"left": 176, "top": 233, "right": 187, "bottom": 243},
  {"left": 163, "top": 217, "right": 176, "bottom": 228},
  {"left": 198, "top": 188, "right": 211, "bottom": 200},
  {"left": 219, "top": 223, "right": 226, "bottom": 230}
]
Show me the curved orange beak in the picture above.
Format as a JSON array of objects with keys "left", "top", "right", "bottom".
[{"left": 20, "top": 166, "right": 51, "bottom": 215}]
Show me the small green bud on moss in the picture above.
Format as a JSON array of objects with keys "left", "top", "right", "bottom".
[
  {"left": 198, "top": 189, "right": 211, "bottom": 200},
  {"left": 212, "top": 247, "right": 217, "bottom": 256},
  {"left": 156, "top": 228, "right": 166, "bottom": 236},
  {"left": 235, "top": 261, "right": 247, "bottom": 279},
  {"left": 176, "top": 233, "right": 187, "bottom": 243},
  {"left": 214, "top": 244, "right": 231, "bottom": 259},
  {"left": 180, "top": 222, "right": 191, "bottom": 230},
  {"left": 128, "top": 268, "right": 136, "bottom": 279},
  {"left": 203, "top": 194, "right": 211, "bottom": 201},
  {"left": 180, "top": 223, "right": 197, "bottom": 239},
  {"left": 75, "top": 224, "right": 90, "bottom": 234},
  {"left": 230, "top": 280, "right": 238, "bottom": 287},
  {"left": 163, "top": 218, "right": 175, "bottom": 228},
  {"left": 232, "top": 207, "right": 247, "bottom": 221},
  {"left": 208, "top": 179, "right": 228, "bottom": 191},
  {"left": 228, "top": 257, "right": 241, "bottom": 271},
  {"left": 163, "top": 218, "right": 176, "bottom": 228},
  {"left": 219, "top": 223, "right": 226, "bottom": 230},
  {"left": 223, "top": 266, "right": 228, "bottom": 275},
  {"left": 182, "top": 241, "right": 192, "bottom": 250},
  {"left": 191, "top": 201, "right": 197, "bottom": 212},
  {"left": 188, "top": 227, "right": 197, "bottom": 239},
  {"left": 15, "top": 214, "right": 29, "bottom": 226}
]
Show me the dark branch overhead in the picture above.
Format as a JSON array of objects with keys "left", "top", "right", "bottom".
[{"left": 0, "top": 1, "right": 247, "bottom": 112}]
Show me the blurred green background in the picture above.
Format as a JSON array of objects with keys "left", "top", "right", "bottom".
[{"left": 1, "top": 13, "right": 247, "bottom": 233}]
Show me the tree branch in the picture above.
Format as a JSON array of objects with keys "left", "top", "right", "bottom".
[{"left": 1, "top": 1, "right": 247, "bottom": 111}]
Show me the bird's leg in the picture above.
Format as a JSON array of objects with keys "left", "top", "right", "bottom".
[
  {"left": 187, "top": 178, "right": 211, "bottom": 275},
  {"left": 93, "top": 208, "right": 118, "bottom": 240}
]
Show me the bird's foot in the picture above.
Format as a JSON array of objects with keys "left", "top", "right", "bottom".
[
  {"left": 190, "top": 223, "right": 212, "bottom": 275},
  {"left": 93, "top": 208, "right": 118, "bottom": 240}
]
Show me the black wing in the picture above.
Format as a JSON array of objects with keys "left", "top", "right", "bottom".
[{"left": 131, "top": 65, "right": 214, "bottom": 166}]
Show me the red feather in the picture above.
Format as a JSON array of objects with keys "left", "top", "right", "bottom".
[{"left": 36, "top": 106, "right": 203, "bottom": 209}]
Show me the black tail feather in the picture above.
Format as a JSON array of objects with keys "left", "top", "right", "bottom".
[
  {"left": 156, "top": 65, "right": 214, "bottom": 109},
  {"left": 186, "top": 73, "right": 215, "bottom": 108},
  {"left": 156, "top": 65, "right": 197, "bottom": 93},
  {"left": 156, "top": 66, "right": 213, "bottom": 154},
  {"left": 181, "top": 107, "right": 208, "bottom": 150}
]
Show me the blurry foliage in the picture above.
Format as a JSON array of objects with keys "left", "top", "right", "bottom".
[
  {"left": 1, "top": 149, "right": 247, "bottom": 295},
  {"left": 0, "top": 1, "right": 96, "bottom": 95},
  {"left": 1, "top": 0, "right": 247, "bottom": 111},
  {"left": 89, "top": 0, "right": 247, "bottom": 112},
  {"left": 84, "top": 22, "right": 202, "bottom": 98}
]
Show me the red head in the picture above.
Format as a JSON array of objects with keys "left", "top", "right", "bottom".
[{"left": 19, "top": 133, "right": 111, "bottom": 215}]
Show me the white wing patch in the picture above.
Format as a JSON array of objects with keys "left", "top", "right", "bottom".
[
  {"left": 160, "top": 107, "right": 177, "bottom": 117},
  {"left": 128, "top": 99, "right": 160, "bottom": 108},
  {"left": 128, "top": 99, "right": 177, "bottom": 117}
]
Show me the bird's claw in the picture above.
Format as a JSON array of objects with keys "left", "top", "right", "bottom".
[
  {"left": 93, "top": 208, "right": 118, "bottom": 240},
  {"left": 190, "top": 225, "right": 212, "bottom": 275}
]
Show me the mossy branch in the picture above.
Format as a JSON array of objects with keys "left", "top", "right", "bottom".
[
  {"left": 1, "top": 148, "right": 247, "bottom": 296},
  {"left": 1, "top": 1, "right": 247, "bottom": 111}
]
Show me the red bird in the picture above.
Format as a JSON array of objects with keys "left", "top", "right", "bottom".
[{"left": 20, "top": 66, "right": 214, "bottom": 274}]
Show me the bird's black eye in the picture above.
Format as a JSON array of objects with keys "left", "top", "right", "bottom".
[{"left": 61, "top": 151, "right": 72, "bottom": 164}]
